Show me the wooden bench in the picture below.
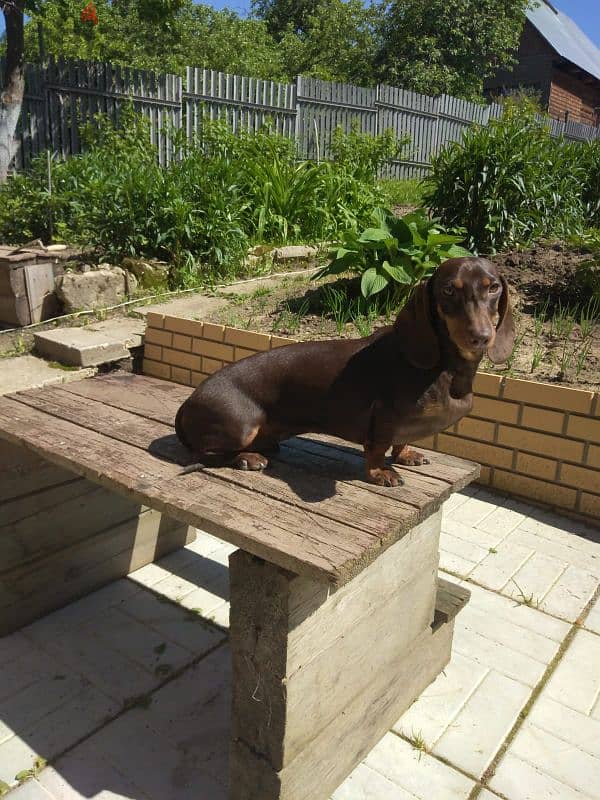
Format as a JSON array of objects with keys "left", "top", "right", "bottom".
[{"left": 0, "top": 372, "right": 477, "bottom": 800}]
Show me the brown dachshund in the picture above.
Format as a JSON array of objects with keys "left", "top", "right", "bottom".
[{"left": 175, "top": 257, "right": 514, "bottom": 486}]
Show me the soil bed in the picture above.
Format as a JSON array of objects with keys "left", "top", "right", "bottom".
[{"left": 207, "top": 243, "right": 599, "bottom": 391}]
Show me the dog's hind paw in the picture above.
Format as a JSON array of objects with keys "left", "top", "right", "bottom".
[
  {"left": 233, "top": 452, "right": 269, "bottom": 471},
  {"left": 366, "top": 467, "right": 404, "bottom": 487}
]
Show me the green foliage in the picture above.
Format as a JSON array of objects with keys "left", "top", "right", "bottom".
[
  {"left": 313, "top": 207, "right": 471, "bottom": 299},
  {"left": 423, "top": 102, "right": 590, "bottom": 252},
  {"left": 377, "top": 177, "right": 425, "bottom": 208},
  {"left": 374, "top": 0, "right": 529, "bottom": 100},
  {"left": 0, "top": 110, "right": 385, "bottom": 287},
  {"left": 578, "top": 140, "right": 600, "bottom": 227},
  {"left": 331, "top": 123, "right": 408, "bottom": 183}
]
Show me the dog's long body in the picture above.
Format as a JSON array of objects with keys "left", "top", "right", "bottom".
[{"left": 175, "top": 257, "right": 514, "bottom": 486}]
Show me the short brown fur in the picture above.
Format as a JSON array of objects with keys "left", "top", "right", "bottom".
[{"left": 176, "top": 258, "right": 514, "bottom": 486}]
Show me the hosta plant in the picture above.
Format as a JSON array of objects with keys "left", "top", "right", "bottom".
[{"left": 313, "top": 207, "right": 472, "bottom": 299}]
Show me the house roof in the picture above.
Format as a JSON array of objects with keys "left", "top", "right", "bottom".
[{"left": 527, "top": 0, "right": 600, "bottom": 82}]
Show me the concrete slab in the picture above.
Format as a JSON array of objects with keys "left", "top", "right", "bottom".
[
  {"left": 33, "top": 319, "right": 144, "bottom": 367},
  {"left": 0, "top": 355, "right": 95, "bottom": 395}
]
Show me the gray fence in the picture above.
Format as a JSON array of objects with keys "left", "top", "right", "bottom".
[{"left": 5, "top": 57, "right": 600, "bottom": 176}]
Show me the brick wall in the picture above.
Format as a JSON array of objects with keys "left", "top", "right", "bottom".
[{"left": 143, "top": 314, "right": 600, "bottom": 523}]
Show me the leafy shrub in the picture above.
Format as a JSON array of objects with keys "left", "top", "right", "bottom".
[
  {"left": 377, "top": 178, "right": 425, "bottom": 208},
  {"left": 578, "top": 140, "right": 600, "bottom": 227},
  {"left": 422, "top": 102, "right": 589, "bottom": 252},
  {"left": 331, "top": 123, "right": 409, "bottom": 183},
  {"left": 313, "top": 207, "right": 472, "bottom": 299}
]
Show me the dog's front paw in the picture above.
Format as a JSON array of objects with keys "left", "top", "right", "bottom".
[
  {"left": 233, "top": 452, "right": 269, "bottom": 471},
  {"left": 393, "top": 447, "right": 430, "bottom": 466},
  {"left": 366, "top": 467, "right": 404, "bottom": 487}
]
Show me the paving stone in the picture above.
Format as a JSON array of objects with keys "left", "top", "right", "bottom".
[
  {"left": 442, "top": 491, "right": 473, "bottom": 515},
  {"left": 0, "top": 735, "right": 38, "bottom": 785},
  {"left": 185, "top": 529, "right": 230, "bottom": 557},
  {"left": 475, "top": 504, "right": 526, "bottom": 538},
  {"left": 491, "top": 752, "right": 592, "bottom": 800},
  {"left": 0, "top": 355, "right": 95, "bottom": 396},
  {"left": 0, "top": 631, "right": 31, "bottom": 666},
  {"left": 121, "top": 589, "right": 226, "bottom": 655},
  {"left": 469, "top": 539, "right": 534, "bottom": 591},
  {"left": 364, "top": 733, "right": 475, "bottom": 799},
  {"left": 478, "top": 791, "right": 503, "bottom": 800},
  {"left": 543, "top": 629, "right": 600, "bottom": 715},
  {"left": 439, "top": 548, "right": 478, "bottom": 577},
  {"left": 332, "top": 763, "right": 418, "bottom": 799},
  {"left": 442, "top": 517, "right": 505, "bottom": 550},
  {"left": 440, "top": 531, "right": 489, "bottom": 566},
  {"left": 503, "top": 552, "right": 566, "bottom": 604},
  {"left": 432, "top": 669, "right": 530, "bottom": 777},
  {"left": 507, "top": 721, "right": 600, "bottom": 798},
  {"left": 39, "top": 741, "right": 153, "bottom": 799},
  {"left": 5, "top": 779, "right": 55, "bottom": 799},
  {"left": 508, "top": 527, "right": 600, "bottom": 576},
  {"left": 445, "top": 495, "right": 499, "bottom": 528},
  {"left": 526, "top": 695, "right": 600, "bottom": 759},
  {"left": 34, "top": 319, "right": 144, "bottom": 367},
  {"left": 584, "top": 594, "right": 600, "bottom": 634},
  {"left": 539, "top": 564, "right": 599, "bottom": 621},
  {"left": 518, "top": 510, "right": 599, "bottom": 547},
  {"left": 394, "top": 652, "right": 488, "bottom": 747},
  {"left": 0, "top": 647, "right": 52, "bottom": 706}
]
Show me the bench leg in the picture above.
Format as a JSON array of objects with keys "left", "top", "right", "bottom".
[{"left": 229, "top": 509, "right": 457, "bottom": 800}]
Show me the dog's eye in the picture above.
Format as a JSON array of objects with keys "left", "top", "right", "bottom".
[
  {"left": 489, "top": 282, "right": 501, "bottom": 292},
  {"left": 442, "top": 286, "right": 454, "bottom": 296}
]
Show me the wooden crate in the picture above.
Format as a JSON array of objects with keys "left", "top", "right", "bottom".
[{"left": 0, "top": 249, "right": 60, "bottom": 326}]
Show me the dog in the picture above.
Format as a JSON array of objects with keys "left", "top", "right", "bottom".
[{"left": 175, "top": 257, "right": 514, "bottom": 486}]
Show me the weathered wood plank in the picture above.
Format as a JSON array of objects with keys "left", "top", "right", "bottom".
[
  {"left": 230, "top": 513, "right": 441, "bottom": 768},
  {"left": 0, "top": 438, "right": 75, "bottom": 502},
  {"left": 0, "top": 512, "right": 193, "bottom": 635},
  {"left": 230, "top": 579, "right": 458, "bottom": 800}
]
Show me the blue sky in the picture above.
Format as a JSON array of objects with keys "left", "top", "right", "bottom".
[{"left": 2, "top": 0, "right": 599, "bottom": 49}]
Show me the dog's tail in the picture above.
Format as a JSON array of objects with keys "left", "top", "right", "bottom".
[{"left": 180, "top": 461, "right": 207, "bottom": 476}]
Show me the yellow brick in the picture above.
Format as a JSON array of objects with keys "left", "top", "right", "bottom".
[
  {"left": 476, "top": 465, "right": 492, "bottom": 485},
  {"left": 497, "top": 425, "right": 584, "bottom": 462},
  {"left": 473, "top": 371, "right": 502, "bottom": 397},
  {"left": 202, "top": 322, "right": 226, "bottom": 342},
  {"left": 502, "top": 378, "right": 594, "bottom": 414},
  {"left": 162, "top": 348, "right": 202, "bottom": 372},
  {"left": 455, "top": 417, "right": 496, "bottom": 441},
  {"left": 191, "top": 371, "right": 209, "bottom": 386},
  {"left": 224, "top": 327, "right": 271, "bottom": 351},
  {"left": 192, "top": 339, "right": 234, "bottom": 361},
  {"left": 515, "top": 452, "right": 558, "bottom": 481},
  {"left": 172, "top": 333, "right": 192, "bottom": 352},
  {"left": 493, "top": 469, "right": 577, "bottom": 510},
  {"left": 560, "top": 463, "right": 600, "bottom": 493},
  {"left": 171, "top": 366, "right": 191, "bottom": 386},
  {"left": 593, "top": 394, "right": 600, "bottom": 418},
  {"left": 143, "top": 343, "right": 162, "bottom": 361},
  {"left": 144, "top": 327, "right": 173, "bottom": 347},
  {"left": 579, "top": 492, "right": 600, "bottom": 519},
  {"left": 521, "top": 405, "right": 565, "bottom": 435},
  {"left": 143, "top": 359, "right": 171, "bottom": 380},
  {"left": 587, "top": 444, "right": 600, "bottom": 469},
  {"left": 202, "top": 357, "right": 223, "bottom": 374},
  {"left": 235, "top": 347, "right": 257, "bottom": 361},
  {"left": 471, "top": 396, "right": 520, "bottom": 424},
  {"left": 271, "top": 335, "right": 297, "bottom": 348},
  {"left": 163, "top": 316, "right": 204, "bottom": 337},
  {"left": 567, "top": 415, "right": 600, "bottom": 444},
  {"left": 146, "top": 312, "right": 164, "bottom": 329},
  {"left": 437, "top": 433, "right": 513, "bottom": 469}
]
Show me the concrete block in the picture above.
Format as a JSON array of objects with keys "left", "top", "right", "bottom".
[{"left": 34, "top": 319, "right": 144, "bottom": 367}]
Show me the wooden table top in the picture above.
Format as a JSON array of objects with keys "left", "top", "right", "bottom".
[{"left": 0, "top": 372, "right": 479, "bottom": 585}]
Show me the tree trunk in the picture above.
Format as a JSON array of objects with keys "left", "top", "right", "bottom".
[{"left": 0, "top": 2, "right": 25, "bottom": 183}]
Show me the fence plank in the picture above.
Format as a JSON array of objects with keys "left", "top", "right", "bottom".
[{"left": 2, "top": 57, "right": 598, "bottom": 176}]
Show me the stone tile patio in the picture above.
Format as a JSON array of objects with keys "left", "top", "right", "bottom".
[{"left": 1, "top": 486, "right": 598, "bottom": 800}]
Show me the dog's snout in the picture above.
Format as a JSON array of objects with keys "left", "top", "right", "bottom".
[{"left": 469, "top": 331, "right": 492, "bottom": 348}]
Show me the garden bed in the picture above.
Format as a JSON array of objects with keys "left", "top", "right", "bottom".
[{"left": 204, "top": 243, "right": 599, "bottom": 391}]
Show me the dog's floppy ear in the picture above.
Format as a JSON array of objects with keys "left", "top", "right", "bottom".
[
  {"left": 393, "top": 280, "right": 440, "bottom": 369},
  {"left": 487, "top": 275, "right": 515, "bottom": 364}
]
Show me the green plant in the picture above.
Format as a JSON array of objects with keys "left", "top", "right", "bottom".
[
  {"left": 423, "top": 101, "right": 588, "bottom": 252},
  {"left": 377, "top": 178, "right": 425, "bottom": 208},
  {"left": 314, "top": 207, "right": 472, "bottom": 300},
  {"left": 320, "top": 284, "right": 352, "bottom": 332},
  {"left": 331, "top": 123, "right": 409, "bottom": 183}
]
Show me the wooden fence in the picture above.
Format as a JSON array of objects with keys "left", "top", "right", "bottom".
[{"left": 4, "top": 57, "right": 600, "bottom": 176}]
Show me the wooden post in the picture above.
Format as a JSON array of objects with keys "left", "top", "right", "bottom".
[{"left": 229, "top": 509, "right": 464, "bottom": 800}]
